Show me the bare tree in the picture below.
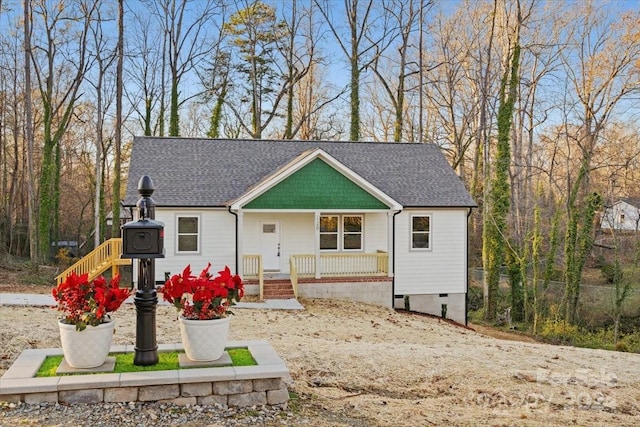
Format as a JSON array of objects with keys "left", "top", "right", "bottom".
[
  {"left": 559, "top": 2, "right": 640, "bottom": 324},
  {"left": 369, "top": 0, "right": 432, "bottom": 142},
  {"left": 29, "top": 0, "right": 98, "bottom": 262},
  {"left": 124, "top": 8, "right": 163, "bottom": 136},
  {"left": 0, "top": 15, "right": 24, "bottom": 256},
  {"left": 276, "top": 0, "right": 344, "bottom": 140},
  {"left": 111, "top": 0, "right": 124, "bottom": 239},
  {"left": 149, "top": 0, "right": 221, "bottom": 136},
  {"left": 24, "top": 0, "right": 37, "bottom": 264},
  {"left": 483, "top": 0, "right": 527, "bottom": 322},
  {"left": 199, "top": 45, "right": 230, "bottom": 139},
  {"left": 293, "top": 56, "right": 346, "bottom": 140},
  {"left": 88, "top": 3, "right": 117, "bottom": 248},
  {"left": 422, "top": 4, "right": 483, "bottom": 174},
  {"left": 281, "top": 0, "right": 317, "bottom": 139},
  {"left": 315, "top": 0, "right": 394, "bottom": 141},
  {"left": 509, "top": 4, "right": 564, "bottom": 250}
]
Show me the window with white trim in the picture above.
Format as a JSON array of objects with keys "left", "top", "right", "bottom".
[
  {"left": 343, "top": 216, "right": 362, "bottom": 250},
  {"left": 320, "top": 215, "right": 363, "bottom": 251},
  {"left": 320, "top": 215, "right": 338, "bottom": 250},
  {"left": 177, "top": 215, "right": 199, "bottom": 253},
  {"left": 411, "top": 215, "right": 430, "bottom": 250}
]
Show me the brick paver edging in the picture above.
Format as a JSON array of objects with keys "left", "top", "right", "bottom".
[{"left": 0, "top": 340, "right": 290, "bottom": 407}]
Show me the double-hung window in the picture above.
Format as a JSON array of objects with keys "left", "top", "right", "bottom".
[
  {"left": 177, "top": 215, "right": 199, "bottom": 253},
  {"left": 319, "top": 215, "right": 339, "bottom": 250},
  {"left": 342, "top": 216, "right": 362, "bottom": 250},
  {"left": 320, "top": 215, "right": 363, "bottom": 251},
  {"left": 411, "top": 215, "right": 431, "bottom": 250}
]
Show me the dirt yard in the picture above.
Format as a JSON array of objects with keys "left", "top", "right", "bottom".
[{"left": 1, "top": 275, "right": 639, "bottom": 426}]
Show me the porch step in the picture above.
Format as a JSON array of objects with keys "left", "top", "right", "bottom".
[{"left": 263, "top": 282, "right": 296, "bottom": 299}]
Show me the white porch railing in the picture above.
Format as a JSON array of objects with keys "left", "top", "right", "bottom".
[
  {"left": 242, "top": 255, "right": 264, "bottom": 300},
  {"left": 291, "top": 252, "right": 389, "bottom": 278}
]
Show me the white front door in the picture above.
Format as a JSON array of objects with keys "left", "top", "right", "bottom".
[{"left": 259, "top": 222, "right": 281, "bottom": 271}]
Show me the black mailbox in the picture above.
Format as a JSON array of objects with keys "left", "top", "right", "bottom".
[{"left": 122, "top": 219, "right": 165, "bottom": 259}]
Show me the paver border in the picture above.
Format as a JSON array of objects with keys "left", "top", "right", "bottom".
[{"left": 0, "top": 340, "right": 290, "bottom": 407}]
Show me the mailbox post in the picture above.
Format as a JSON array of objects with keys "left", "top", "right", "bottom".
[{"left": 121, "top": 176, "right": 164, "bottom": 366}]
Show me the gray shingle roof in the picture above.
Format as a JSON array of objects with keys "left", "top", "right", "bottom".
[{"left": 124, "top": 137, "right": 477, "bottom": 208}]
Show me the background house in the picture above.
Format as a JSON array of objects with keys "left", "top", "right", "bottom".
[
  {"left": 600, "top": 198, "right": 640, "bottom": 232},
  {"left": 124, "top": 137, "right": 476, "bottom": 324}
]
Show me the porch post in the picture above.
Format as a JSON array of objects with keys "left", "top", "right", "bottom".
[
  {"left": 387, "top": 211, "right": 395, "bottom": 277},
  {"left": 314, "top": 211, "right": 321, "bottom": 279},
  {"left": 237, "top": 209, "right": 244, "bottom": 276}
]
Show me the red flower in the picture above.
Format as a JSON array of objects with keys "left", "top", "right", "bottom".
[
  {"left": 52, "top": 273, "right": 131, "bottom": 331},
  {"left": 159, "top": 263, "right": 244, "bottom": 320}
]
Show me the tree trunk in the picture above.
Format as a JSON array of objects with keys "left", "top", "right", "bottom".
[
  {"left": 481, "top": 0, "right": 498, "bottom": 320},
  {"left": 484, "top": 0, "right": 521, "bottom": 322},
  {"left": 23, "top": 0, "right": 38, "bottom": 267},
  {"left": 169, "top": 76, "right": 180, "bottom": 136},
  {"left": 349, "top": 14, "right": 360, "bottom": 142},
  {"left": 112, "top": 0, "right": 124, "bottom": 239}
]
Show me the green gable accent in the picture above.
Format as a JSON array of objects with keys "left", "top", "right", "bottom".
[{"left": 244, "top": 158, "right": 389, "bottom": 210}]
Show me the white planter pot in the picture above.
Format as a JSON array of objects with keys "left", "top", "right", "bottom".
[
  {"left": 178, "top": 316, "right": 230, "bottom": 361},
  {"left": 58, "top": 320, "right": 114, "bottom": 368}
]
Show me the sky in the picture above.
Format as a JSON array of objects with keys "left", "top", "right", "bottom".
[{"left": 1, "top": 0, "right": 638, "bottom": 140}]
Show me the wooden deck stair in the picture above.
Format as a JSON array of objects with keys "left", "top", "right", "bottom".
[
  {"left": 55, "top": 238, "right": 131, "bottom": 285},
  {"left": 262, "top": 279, "right": 296, "bottom": 300}
]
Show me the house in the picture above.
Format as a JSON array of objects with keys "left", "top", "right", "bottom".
[
  {"left": 124, "top": 137, "right": 476, "bottom": 324},
  {"left": 600, "top": 198, "right": 640, "bottom": 232},
  {"left": 50, "top": 240, "right": 79, "bottom": 260},
  {"left": 105, "top": 204, "right": 134, "bottom": 239}
]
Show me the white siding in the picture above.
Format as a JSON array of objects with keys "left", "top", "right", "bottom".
[
  {"left": 153, "top": 208, "right": 237, "bottom": 282},
  {"left": 243, "top": 212, "right": 389, "bottom": 274},
  {"left": 243, "top": 213, "right": 315, "bottom": 273},
  {"left": 394, "top": 209, "right": 467, "bottom": 294},
  {"left": 601, "top": 201, "right": 640, "bottom": 231},
  {"left": 152, "top": 209, "right": 391, "bottom": 280},
  {"left": 363, "top": 213, "right": 388, "bottom": 252}
]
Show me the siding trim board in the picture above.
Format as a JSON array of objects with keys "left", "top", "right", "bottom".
[{"left": 239, "top": 209, "right": 390, "bottom": 213}]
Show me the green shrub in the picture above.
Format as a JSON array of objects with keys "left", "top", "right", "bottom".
[
  {"left": 539, "top": 319, "right": 579, "bottom": 345},
  {"left": 468, "top": 308, "right": 485, "bottom": 324},
  {"left": 617, "top": 329, "right": 640, "bottom": 353},
  {"left": 615, "top": 341, "right": 630, "bottom": 352},
  {"left": 467, "top": 285, "right": 484, "bottom": 311},
  {"left": 601, "top": 261, "right": 623, "bottom": 284},
  {"left": 538, "top": 321, "right": 640, "bottom": 353}
]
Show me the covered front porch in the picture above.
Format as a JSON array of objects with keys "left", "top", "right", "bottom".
[
  {"left": 242, "top": 251, "right": 390, "bottom": 300},
  {"left": 228, "top": 148, "right": 400, "bottom": 303}
]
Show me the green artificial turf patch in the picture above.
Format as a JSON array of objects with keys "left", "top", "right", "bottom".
[
  {"left": 227, "top": 347, "right": 256, "bottom": 366},
  {"left": 35, "top": 348, "right": 256, "bottom": 377},
  {"left": 115, "top": 352, "right": 179, "bottom": 373},
  {"left": 37, "top": 355, "right": 64, "bottom": 377}
]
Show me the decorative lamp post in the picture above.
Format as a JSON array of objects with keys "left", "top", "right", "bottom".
[{"left": 121, "top": 176, "right": 165, "bottom": 365}]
